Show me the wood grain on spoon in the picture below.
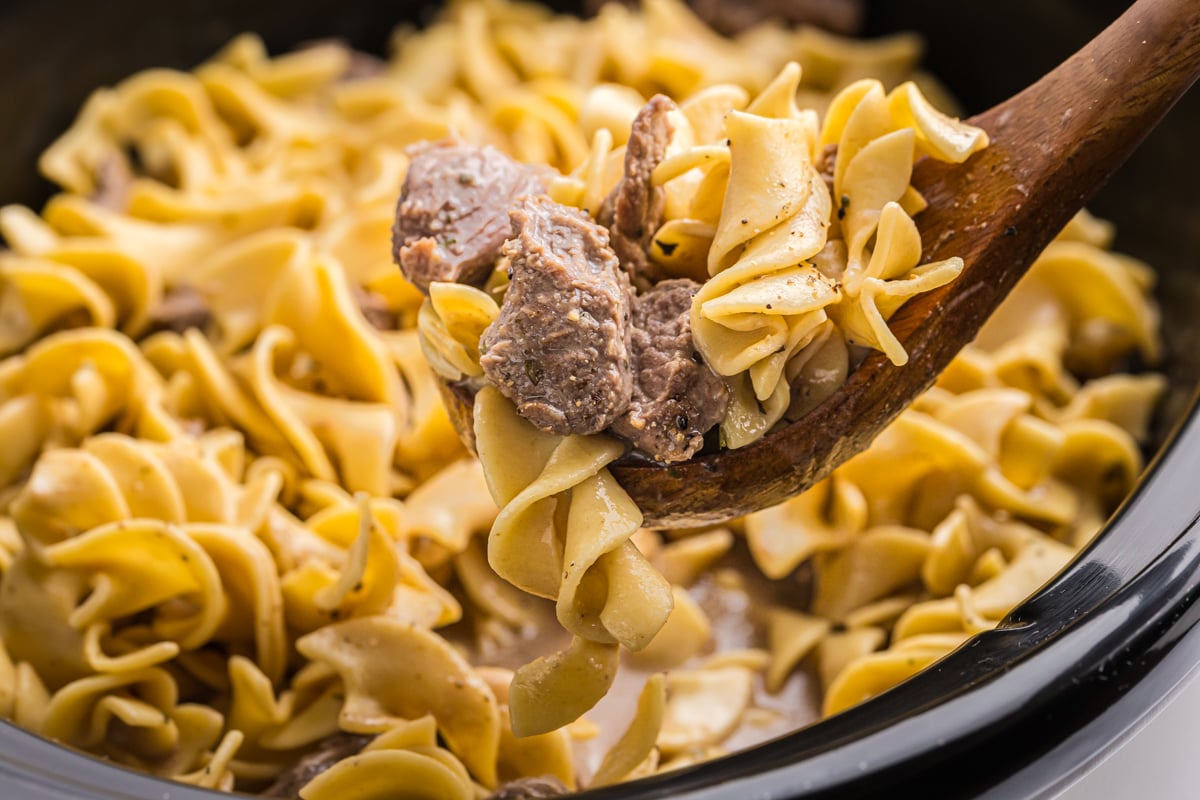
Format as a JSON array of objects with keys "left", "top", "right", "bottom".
[{"left": 608, "top": 0, "right": 1200, "bottom": 527}]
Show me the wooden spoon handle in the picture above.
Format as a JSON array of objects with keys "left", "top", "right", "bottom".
[
  {"left": 614, "top": 0, "right": 1200, "bottom": 527},
  {"left": 907, "top": 0, "right": 1200, "bottom": 342}
]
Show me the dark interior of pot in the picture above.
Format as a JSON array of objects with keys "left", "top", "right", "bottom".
[{"left": 0, "top": 1, "right": 1195, "bottom": 798}]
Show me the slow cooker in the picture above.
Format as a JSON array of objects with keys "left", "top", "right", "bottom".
[{"left": 0, "top": 1, "right": 1197, "bottom": 798}]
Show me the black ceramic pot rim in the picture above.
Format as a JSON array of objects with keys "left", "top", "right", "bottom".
[{"left": 3, "top": 387, "right": 1200, "bottom": 800}]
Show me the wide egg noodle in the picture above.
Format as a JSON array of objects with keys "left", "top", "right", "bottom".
[
  {"left": 43, "top": 519, "right": 226, "bottom": 649},
  {"left": 765, "top": 609, "right": 831, "bottom": 693},
  {"left": 810, "top": 526, "right": 932, "bottom": 621},
  {"left": 382, "top": 330, "right": 467, "bottom": 480},
  {"left": 474, "top": 387, "right": 672, "bottom": 648},
  {"left": 40, "top": 666, "right": 182, "bottom": 758},
  {"left": 590, "top": 672, "right": 667, "bottom": 787},
  {"left": 656, "top": 665, "right": 755, "bottom": 754},
  {"left": 822, "top": 632, "right": 969, "bottom": 717},
  {"left": 10, "top": 448, "right": 132, "bottom": 548},
  {"left": 416, "top": 281, "right": 500, "bottom": 381},
  {"left": 0, "top": 328, "right": 157, "bottom": 459},
  {"left": 154, "top": 704, "right": 228, "bottom": 782},
  {"left": 474, "top": 666, "right": 577, "bottom": 788},
  {"left": 507, "top": 634, "right": 621, "bottom": 738},
  {"left": 473, "top": 385, "right": 673, "bottom": 730},
  {"left": 188, "top": 229, "right": 311, "bottom": 353},
  {"left": 689, "top": 104, "right": 837, "bottom": 446},
  {"left": 300, "top": 742, "right": 473, "bottom": 800},
  {"left": 81, "top": 621, "right": 180, "bottom": 675},
  {"left": 295, "top": 615, "right": 501, "bottom": 787},
  {"left": 626, "top": 585, "right": 713, "bottom": 670},
  {"left": 454, "top": 535, "right": 538, "bottom": 630},
  {"left": 37, "top": 68, "right": 234, "bottom": 198},
  {"left": 403, "top": 457, "right": 498, "bottom": 567},
  {"left": 242, "top": 325, "right": 395, "bottom": 495},
  {"left": 280, "top": 497, "right": 460, "bottom": 634},
  {"left": 0, "top": 257, "right": 116, "bottom": 355},
  {"left": 224, "top": 655, "right": 318, "bottom": 777},
  {"left": 819, "top": 79, "right": 978, "bottom": 360},
  {"left": 744, "top": 474, "right": 866, "bottom": 580},
  {"left": 81, "top": 433, "right": 188, "bottom": 522},
  {"left": 185, "top": 523, "right": 287, "bottom": 684},
  {"left": 654, "top": 527, "right": 734, "bottom": 587},
  {"left": 175, "top": 728, "right": 244, "bottom": 791},
  {"left": 0, "top": 551, "right": 91, "bottom": 689}
]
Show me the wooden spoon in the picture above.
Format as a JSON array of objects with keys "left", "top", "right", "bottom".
[{"left": 442, "top": 0, "right": 1200, "bottom": 527}]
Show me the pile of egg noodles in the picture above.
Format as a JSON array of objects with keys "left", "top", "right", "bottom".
[{"left": 0, "top": 0, "right": 1164, "bottom": 796}]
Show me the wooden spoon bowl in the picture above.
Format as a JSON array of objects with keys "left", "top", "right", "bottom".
[{"left": 443, "top": 0, "right": 1200, "bottom": 527}]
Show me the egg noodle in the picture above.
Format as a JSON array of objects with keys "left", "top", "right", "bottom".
[{"left": 0, "top": 0, "right": 1163, "bottom": 796}]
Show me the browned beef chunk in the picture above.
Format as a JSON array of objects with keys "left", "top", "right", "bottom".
[
  {"left": 392, "top": 141, "right": 546, "bottom": 293},
  {"left": 611, "top": 279, "right": 728, "bottom": 462},
  {"left": 691, "top": 0, "right": 862, "bottom": 34},
  {"left": 486, "top": 776, "right": 570, "bottom": 800},
  {"left": 259, "top": 733, "right": 372, "bottom": 798},
  {"left": 601, "top": 94, "right": 676, "bottom": 287},
  {"left": 584, "top": 0, "right": 863, "bottom": 36},
  {"left": 352, "top": 285, "right": 399, "bottom": 331},
  {"left": 480, "top": 195, "right": 633, "bottom": 436},
  {"left": 342, "top": 51, "right": 387, "bottom": 81},
  {"left": 93, "top": 151, "right": 134, "bottom": 211},
  {"left": 146, "top": 285, "right": 213, "bottom": 335}
]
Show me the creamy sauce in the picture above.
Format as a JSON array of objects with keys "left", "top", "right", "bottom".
[{"left": 454, "top": 543, "right": 822, "bottom": 786}]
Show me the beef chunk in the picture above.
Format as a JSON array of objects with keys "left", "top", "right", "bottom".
[
  {"left": 93, "top": 152, "right": 134, "bottom": 211},
  {"left": 687, "top": 0, "right": 862, "bottom": 35},
  {"left": 352, "top": 286, "right": 400, "bottom": 331},
  {"left": 602, "top": 95, "right": 676, "bottom": 287},
  {"left": 486, "top": 776, "right": 570, "bottom": 800},
  {"left": 342, "top": 51, "right": 387, "bottom": 81},
  {"left": 392, "top": 141, "right": 546, "bottom": 293},
  {"left": 259, "top": 733, "right": 371, "bottom": 798},
  {"left": 611, "top": 279, "right": 728, "bottom": 462},
  {"left": 584, "top": 0, "right": 863, "bottom": 36},
  {"left": 146, "top": 285, "right": 213, "bottom": 335},
  {"left": 480, "top": 195, "right": 633, "bottom": 436}
]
